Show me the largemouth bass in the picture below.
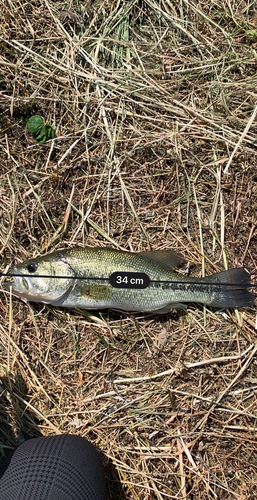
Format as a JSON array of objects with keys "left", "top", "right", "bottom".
[{"left": 3, "top": 247, "right": 255, "bottom": 313}]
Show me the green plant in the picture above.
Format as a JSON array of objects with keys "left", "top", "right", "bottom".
[
  {"left": 245, "top": 29, "right": 257, "bottom": 42},
  {"left": 27, "top": 115, "right": 55, "bottom": 143}
]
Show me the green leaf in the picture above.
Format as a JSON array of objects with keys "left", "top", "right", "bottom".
[
  {"left": 27, "top": 115, "right": 55, "bottom": 143},
  {"left": 35, "top": 126, "right": 47, "bottom": 143},
  {"left": 245, "top": 30, "right": 257, "bottom": 42},
  {"left": 45, "top": 124, "right": 55, "bottom": 140},
  {"left": 27, "top": 115, "right": 44, "bottom": 133}
]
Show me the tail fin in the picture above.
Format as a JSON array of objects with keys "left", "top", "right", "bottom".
[{"left": 203, "top": 268, "right": 255, "bottom": 308}]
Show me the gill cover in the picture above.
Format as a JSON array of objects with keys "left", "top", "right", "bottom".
[{"left": 6, "top": 254, "right": 76, "bottom": 303}]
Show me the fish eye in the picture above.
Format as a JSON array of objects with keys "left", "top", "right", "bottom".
[{"left": 27, "top": 263, "right": 38, "bottom": 273}]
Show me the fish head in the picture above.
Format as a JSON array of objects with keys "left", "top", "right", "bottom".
[{"left": 3, "top": 252, "right": 76, "bottom": 303}]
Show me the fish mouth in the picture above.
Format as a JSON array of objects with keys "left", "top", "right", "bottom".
[
  {"left": 2, "top": 276, "right": 14, "bottom": 289},
  {"left": 2, "top": 268, "right": 30, "bottom": 295}
]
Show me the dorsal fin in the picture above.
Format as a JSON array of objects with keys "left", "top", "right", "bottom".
[{"left": 138, "top": 249, "right": 185, "bottom": 270}]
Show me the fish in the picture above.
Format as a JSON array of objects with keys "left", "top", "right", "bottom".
[{"left": 2, "top": 247, "right": 255, "bottom": 313}]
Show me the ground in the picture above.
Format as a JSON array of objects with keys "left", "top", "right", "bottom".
[{"left": 0, "top": 1, "right": 257, "bottom": 499}]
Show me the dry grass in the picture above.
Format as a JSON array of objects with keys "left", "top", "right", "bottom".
[{"left": 1, "top": 0, "right": 257, "bottom": 498}]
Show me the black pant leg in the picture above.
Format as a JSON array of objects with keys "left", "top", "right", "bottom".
[{"left": 0, "top": 434, "right": 107, "bottom": 500}]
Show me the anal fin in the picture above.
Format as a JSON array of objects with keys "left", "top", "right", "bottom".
[{"left": 153, "top": 302, "right": 187, "bottom": 314}]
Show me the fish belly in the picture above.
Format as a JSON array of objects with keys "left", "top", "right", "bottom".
[{"left": 57, "top": 279, "right": 193, "bottom": 312}]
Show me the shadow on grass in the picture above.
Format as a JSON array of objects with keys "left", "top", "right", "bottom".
[
  {"left": 105, "top": 457, "right": 127, "bottom": 500},
  {"left": 0, "top": 368, "right": 126, "bottom": 499},
  {"left": 0, "top": 369, "right": 43, "bottom": 459}
]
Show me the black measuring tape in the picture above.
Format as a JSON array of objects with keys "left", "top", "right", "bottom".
[{"left": 1, "top": 271, "right": 256, "bottom": 290}]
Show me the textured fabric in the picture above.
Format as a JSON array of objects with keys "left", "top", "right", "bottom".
[{"left": 0, "top": 434, "right": 107, "bottom": 500}]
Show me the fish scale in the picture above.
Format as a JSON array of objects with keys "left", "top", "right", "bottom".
[{"left": 3, "top": 247, "right": 255, "bottom": 312}]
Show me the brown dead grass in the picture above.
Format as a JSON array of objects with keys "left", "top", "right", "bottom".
[{"left": 1, "top": 0, "right": 257, "bottom": 498}]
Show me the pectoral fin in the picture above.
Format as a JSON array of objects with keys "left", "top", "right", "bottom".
[{"left": 78, "top": 284, "right": 112, "bottom": 301}]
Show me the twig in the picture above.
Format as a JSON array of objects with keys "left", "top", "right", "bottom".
[
  {"left": 224, "top": 103, "right": 257, "bottom": 174},
  {"left": 194, "top": 343, "right": 257, "bottom": 431},
  {"left": 114, "top": 345, "right": 254, "bottom": 384}
]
